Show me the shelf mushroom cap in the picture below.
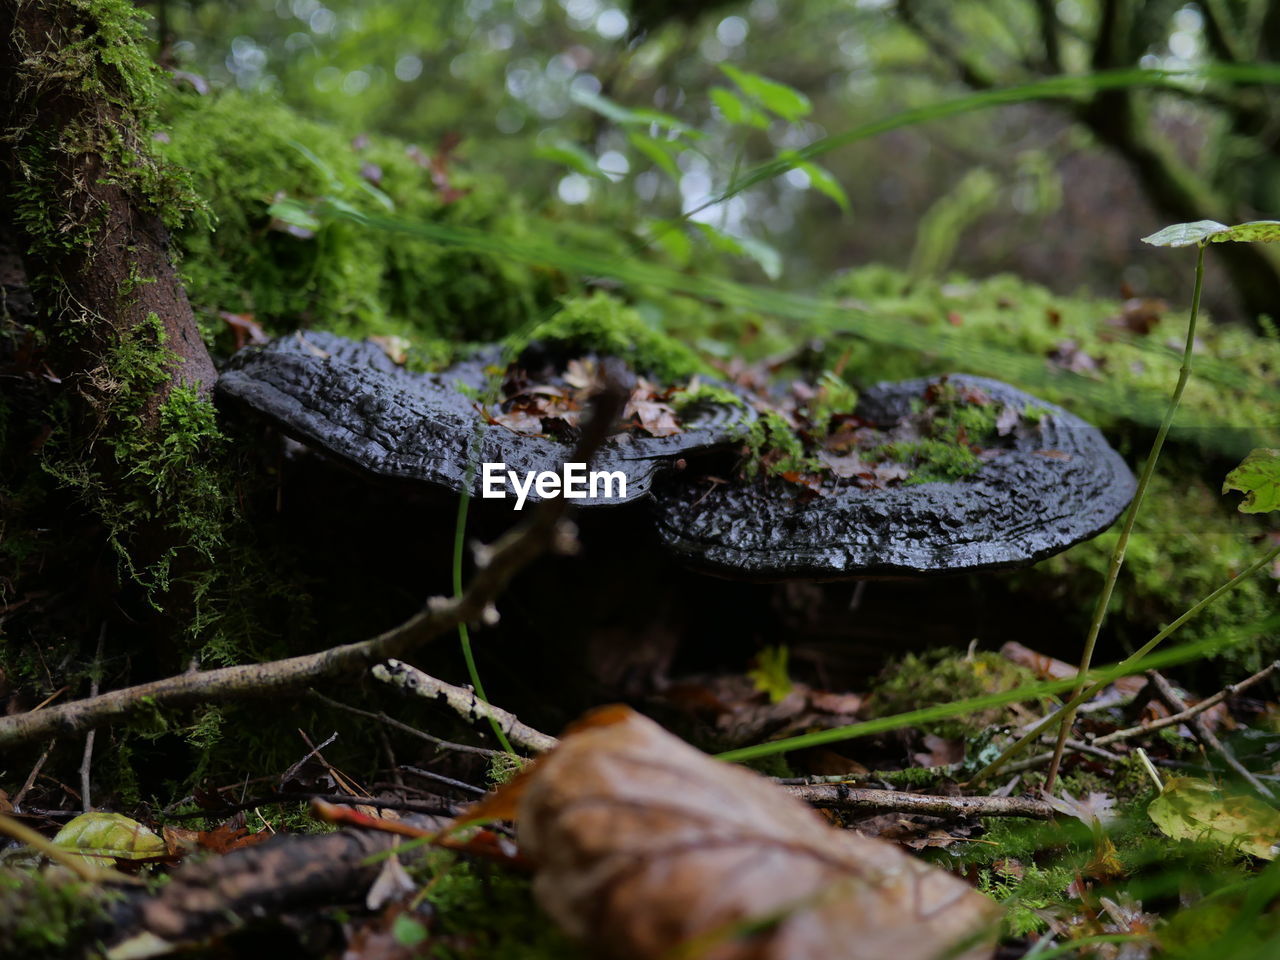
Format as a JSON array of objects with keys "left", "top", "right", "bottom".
[
  {"left": 650, "top": 375, "right": 1137, "bottom": 580},
  {"left": 216, "top": 330, "right": 753, "bottom": 506}
]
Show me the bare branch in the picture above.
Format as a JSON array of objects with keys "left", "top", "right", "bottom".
[
  {"left": 374, "top": 659, "right": 559, "bottom": 755},
  {"left": 784, "top": 784, "right": 1055, "bottom": 820}
]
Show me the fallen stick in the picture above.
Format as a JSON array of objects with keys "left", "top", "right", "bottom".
[
  {"left": 1091, "top": 659, "right": 1280, "bottom": 748},
  {"left": 1147, "top": 670, "right": 1275, "bottom": 799},
  {"left": 374, "top": 659, "right": 559, "bottom": 754},
  {"left": 783, "top": 784, "right": 1055, "bottom": 820},
  {"left": 0, "top": 380, "right": 627, "bottom": 752},
  {"left": 309, "top": 690, "right": 501, "bottom": 758}
]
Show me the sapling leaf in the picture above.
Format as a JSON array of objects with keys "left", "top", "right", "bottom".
[
  {"left": 569, "top": 87, "right": 692, "bottom": 135},
  {"left": 694, "top": 222, "right": 782, "bottom": 279},
  {"left": 1148, "top": 777, "right": 1280, "bottom": 859},
  {"left": 266, "top": 197, "right": 321, "bottom": 232},
  {"left": 1208, "top": 220, "right": 1280, "bottom": 243},
  {"left": 720, "top": 64, "right": 812, "bottom": 121},
  {"left": 1223, "top": 448, "right": 1280, "bottom": 514},
  {"left": 710, "top": 87, "right": 770, "bottom": 129},
  {"left": 1142, "top": 219, "right": 1280, "bottom": 246},
  {"left": 780, "top": 151, "right": 850, "bottom": 212},
  {"left": 627, "top": 131, "right": 681, "bottom": 180},
  {"left": 1140, "top": 220, "right": 1230, "bottom": 247},
  {"left": 535, "top": 139, "right": 606, "bottom": 179}
]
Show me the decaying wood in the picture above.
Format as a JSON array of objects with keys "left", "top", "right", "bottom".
[
  {"left": 0, "top": 378, "right": 628, "bottom": 751},
  {"left": 109, "top": 825, "right": 426, "bottom": 947},
  {"left": 373, "top": 659, "right": 560, "bottom": 754}
]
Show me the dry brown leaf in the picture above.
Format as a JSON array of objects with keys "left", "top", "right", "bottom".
[{"left": 510, "top": 706, "right": 999, "bottom": 960}]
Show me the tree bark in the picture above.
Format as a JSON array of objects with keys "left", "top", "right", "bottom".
[{"left": 0, "top": 0, "right": 215, "bottom": 425}]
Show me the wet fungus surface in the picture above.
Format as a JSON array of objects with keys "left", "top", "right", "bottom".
[
  {"left": 219, "top": 335, "right": 1134, "bottom": 579},
  {"left": 216, "top": 331, "right": 753, "bottom": 506},
  {"left": 651, "top": 375, "right": 1136, "bottom": 580}
]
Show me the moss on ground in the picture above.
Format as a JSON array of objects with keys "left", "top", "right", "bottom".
[
  {"left": 0, "top": 869, "right": 116, "bottom": 959},
  {"left": 406, "top": 850, "right": 581, "bottom": 959},
  {"left": 865, "top": 650, "right": 1042, "bottom": 741},
  {"left": 1027, "top": 466, "right": 1279, "bottom": 670}
]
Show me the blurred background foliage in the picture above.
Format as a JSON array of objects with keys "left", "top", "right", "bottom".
[{"left": 150, "top": 0, "right": 1280, "bottom": 321}]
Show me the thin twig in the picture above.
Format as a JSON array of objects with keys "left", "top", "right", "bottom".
[
  {"left": 12, "top": 738, "right": 56, "bottom": 811},
  {"left": 1147, "top": 670, "right": 1275, "bottom": 799},
  {"left": 970, "top": 537, "right": 1280, "bottom": 784},
  {"left": 308, "top": 690, "right": 501, "bottom": 758},
  {"left": 402, "top": 765, "right": 487, "bottom": 796},
  {"left": 784, "top": 784, "right": 1055, "bottom": 820},
  {"left": 1092, "top": 660, "right": 1280, "bottom": 748},
  {"left": 158, "top": 791, "right": 460, "bottom": 821},
  {"left": 374, "top": 659, "right": 559, "bottom": 754},
  {"left": 79, "top": 624, "right": 106, "bottom": 812}
]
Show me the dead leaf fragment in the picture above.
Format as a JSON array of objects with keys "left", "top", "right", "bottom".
[{"left": 513, "top": 707, "right": 998, "bottom": 960}]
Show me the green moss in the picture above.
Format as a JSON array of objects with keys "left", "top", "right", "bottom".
[
  {"left": 671, "top": 381, "right": 747, "bottom": 414},
  {"left": 873, "top": 437, "right": 982, "bottom": 483},
  {"left": 0, "top": 869, "right": 115, "bottom": 959},
  {"left": 8, "top": 0, "right": 199, "bottom": 261},
  {"left": 866, "top": 650, "right": 1042, "bottom": 740},
  {"left": 408, "top": 851, "right": 581, "bottom": 959},
  {"left": 512, "top": 291, "right": 711, "bottom": 382},
  {"left": 744, "top": 409, "right": 820, "bottom": 477},
  {"left": 823, "top": 266, "right": 1280, "bottom": 455},
  {"left": 1027, "top": 466, "right": 1278, "bottom": 669},
  {"left": 156, "top": 90, "right": 551, "bottom": 351}
]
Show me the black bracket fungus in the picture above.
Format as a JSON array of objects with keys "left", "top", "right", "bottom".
[
  {"left": 650, "top": 375, "right": 1137, "bottom": 580},
  {"left": 216, "top": 331, "right": 754, "bottom": 506}
]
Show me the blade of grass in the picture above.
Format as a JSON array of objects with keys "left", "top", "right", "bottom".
[
  {"left": 453, "top": 490, "right": 514, "bottom": 755},
  {"left": 714, "top": 614, "right": 1280, "bottom": 764}
]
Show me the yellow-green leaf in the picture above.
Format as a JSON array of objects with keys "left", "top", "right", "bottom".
[
  {"left": 720, "top": 65, "right": 811, "bottom": 122},
  {"left": 1147, "top": 777, "right": 1280, "bottom": 859},
  {"left": 52, "top": 812, "right": 167, "bottom": 865},
  {"left": 1223, "top": 448, "right": 1280, "bottom": 514}
]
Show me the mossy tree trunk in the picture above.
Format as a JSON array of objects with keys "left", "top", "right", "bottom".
[{"left": 1, "top": 0, "right": 215, "bottom": 426}]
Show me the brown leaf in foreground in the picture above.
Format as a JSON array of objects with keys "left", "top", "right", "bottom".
[{"left": 511, "top": 706, "right": 999, "bottom": 960}]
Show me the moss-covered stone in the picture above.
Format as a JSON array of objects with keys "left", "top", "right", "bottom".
[
  {"left": 157, "top": 90, "right": 554, "bottom": 351},
  {"left": 865, "top": 649, "right": 1042, "bottom": 740},
  {"left": 511, "top": 290, "right": 712, "bottom": 381}
]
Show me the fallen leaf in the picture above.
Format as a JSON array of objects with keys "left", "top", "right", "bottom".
[
  {"left": 1044, "top": 789, "right": 1117, "bottom": 827},
  {"left": 503, "top": 706, "right": 999, "bottom": 960},
  {"left": 218, "top": 311, "right": 268, "bottom": 350},
  {"left": 913, "top": 733, "right": 964, "bottom": 768},
  {"left": 994, "top": 405, "right": 1021, "bottom": 437},
  {"left": 53, "top": 811, "right": 167, "bottom": 865},
  {"left": 369, "top": 335, "right": 411, "bottom": 366},
  {"left": 1148, "top": 777, "right": 1280, "bottom": 859}
]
